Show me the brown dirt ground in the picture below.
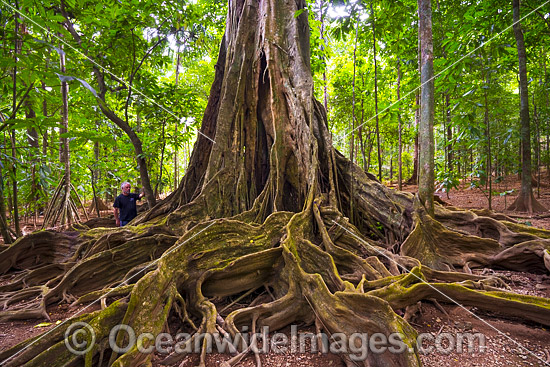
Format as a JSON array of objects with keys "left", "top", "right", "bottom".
[{"left": 2, "top": 176, "right": 550, "bottom": 366}]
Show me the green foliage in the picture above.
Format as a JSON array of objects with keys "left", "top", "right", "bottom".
[
  {"left": 1, "top": 0, "right": 550, "bottom": 226},
  {"left": 435, "top": 170, "right": 460, "bottom": 195},
  {"left": 315, "top": 0, "right": 550, "bottom": 189},
  {"left": 0, "top": 0, "right": 225, "bottom": 225}
]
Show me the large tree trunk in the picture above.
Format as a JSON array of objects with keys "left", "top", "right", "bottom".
[{"left": 2, "top": 2, "right": 550, "bottom": 367}]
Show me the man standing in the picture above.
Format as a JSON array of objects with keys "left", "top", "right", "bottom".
[{"left": 113, "top": 182, "right": 144, "bottom": 226}]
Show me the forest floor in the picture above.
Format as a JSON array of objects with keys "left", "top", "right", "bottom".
[{"left": 1, "top": 174, "right": 550, "bottom": 366}]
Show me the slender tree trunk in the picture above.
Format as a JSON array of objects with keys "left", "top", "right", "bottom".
[
  {"left": 90, "top": 167, "right": 100, "bottom": 217},
  {"left": 60, "top": 11, "right": 157, "bottom": 209},
  {"left": 42, "top": 81, "right": 49, "bottom": 157},
  {"left": 349, "top": 16, "right": 359, "bottom": 220},
  {"left": 26, "top": 106, "right": 40, "bottom": 224},
  {"left": 359, "top": 76, "right": 367, "bottom": 172},
  {"left": 93, "top": 141, "right": 100, "bottom": 187},
  {"left": 10, "top": 1, "right": 22, "bottom": 237},
  {"left": 174, "top": 50, "right": 181, "bottom": 192},
  {"left": 484, "top": 74, "right": 492, "bottom": 210},
  {"left": 350, "top": 18, "right": 358, "bottom": 165},
  {"left": 545, "top": 52, "right": 550, "bottom": 177},
  {"left": 457, "top": 127, "right": 461, "bottom": 176},
  {"left": 445, "top": 94, "right": 452, "bottom": 172},
  {"left": 407, "top": 14, "right": 422, "bottom": 186},
  {"left": 508, "top": 0, "right": 546, "bottom": 212},
  {"left": 92, "top": 119, "right": 101, "bottom": 213},
  {"left": 389, "top": 154, "right": 393, "bottom": 183},
  {"left": 155, "top": 119, "right": 167, "bottom": 198},
  {"left": 371, "top": 1, "right": 382, "bottom": 181},
  {"left": 359, "top": 126, "right": 367, "bottom": 171},
  {"left": 418, "top": 0, "right": 435, "bottom": 216},
  {"left": 0, "top": 167, "right": 12, "bottom": 243},
  {"left": 533, "top": 92, "right": 541, "bottom": 198},
  {"left": 0, "top": 117, "right": 13, "bottom": 242},
  {"left": 173, "top": 119, "right": 179, "bottom": 192},
  {"left": 60, "top": 43, "right": 72, "bottom": 226},
  {"left": 367, "top": 131, "right": 374, "bottom": 171},
  {"left": 397, "top": 58, "right": 403, "bottom": 190},
  {"left": 407, "top": 93, "right": 420, "bottom": 185},
  {"left": 318, "top": 0, "right": 328, "bottom": 112},
  {"left": 442, "top": 95, "right": 447, "bottom": 173},
  {"left": 470, "top": 148, "right": 474, "bottom": 184},
  {"left": 96, "top": 92, "right": 156, "bottom": 208}
]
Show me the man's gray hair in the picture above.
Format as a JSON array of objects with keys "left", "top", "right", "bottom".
[{"left": 121, "top": 181, "right": 131, "bottom": 191}]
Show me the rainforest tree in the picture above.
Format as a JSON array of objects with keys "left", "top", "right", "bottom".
[
  {"left": 1, "top": 1, "right": 550, "bottom": 367},
  {"left": 508, "top": 0, "right": 546, "bottom": 213}
]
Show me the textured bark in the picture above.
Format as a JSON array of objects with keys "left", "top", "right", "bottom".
[
  {"left": 417, "top": 0, "right": 435, "bottom": 216},
  {"left": 11, "top": 2, "right": 22, "bottom": 237},
  {"left": 371, "top": 0, "right": 382, "bottom": 182},
  {"left": 508, "top": 0, "right": 546, "bottom": 213},
  {"left": 60, "top": 43, "right": 71, "bottom": 224},
  {"left": 2, "top": 2, "right": 550, "bottom": 367},
  {"left": 445, "top": 93, "right": 452, "bottom": 172},
  {"left": 397, "top": 58, "right": 403, "bottom": 191}
]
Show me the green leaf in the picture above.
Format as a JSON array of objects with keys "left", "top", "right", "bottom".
[
  {"left": 0, "top": 57, "right": 16, "bottom": 67},
  {"left": 294, "top": 9, "right": 306, "bottom": 18}
]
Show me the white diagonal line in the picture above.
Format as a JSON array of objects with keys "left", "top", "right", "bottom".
[
  {"left": 331, "top": 219, "right": 550, "bottom": 365},
  {"left": 1, "top": 220, "right": 216, "bottom": 365},
  {"left": 334, "top": 0, "right": 550, "bottom": 147},
  {"left": 0, "top": 0, "right": 216, "bottom": 144}
]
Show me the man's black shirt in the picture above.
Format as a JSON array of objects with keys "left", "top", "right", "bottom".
[{"left": 113, "top": 193, "right": 141, "bottom": 221}]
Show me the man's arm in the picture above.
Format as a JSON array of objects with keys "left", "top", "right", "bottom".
[{"left": 114, "top": 207, "right": 120, "bottom": 227}]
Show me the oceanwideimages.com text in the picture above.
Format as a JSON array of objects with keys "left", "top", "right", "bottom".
[{"left": 64, "top": 322, "right": 486, "bottom": 361}]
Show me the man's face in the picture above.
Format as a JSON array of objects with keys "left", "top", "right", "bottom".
[{"left": 122, "top": 184, "right": 131, "bottom": 195}]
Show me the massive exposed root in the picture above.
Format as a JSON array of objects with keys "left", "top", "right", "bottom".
[{"left": 2, "top": 183, "right": 549, "bottom": 367}]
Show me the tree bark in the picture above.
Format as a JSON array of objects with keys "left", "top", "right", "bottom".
[
  {"left": 484, "top": 74, "right": 492, "bottom": 210},
  {"left": 508, "top": 0, "right": 546, "bottom": 212},
  {"left": 11, "top": 1, "right": 22, "bottom": 237},
  {"left": 445, "top": 93, "right": 452, "bottom": 172},
  {"left": 97, "top": 97, "right": 156, "bottom": 209},
  {"left": 154, "top": 119, "right": 167, "bottom": 198},
  {"left": 318, "top": 0, "right": 329, "bottom": 112},
  {"left": 544, "top": 51, "right": 550, "bottom": 177},
  {"left": 26, "top": 105, "right": 40, "bottom": 224},
  {"left": 59, "top": 43, "right": 71, "bottom": 226},
  {"left": 407, "top": 94, "right": 420, "bottom": 185},
  {"left": 371, "top": 0, "right": 382, "bottom": 182},
  {"left": 0, "top": 172, "right": 12, "bottom": 243},
  {"left": 397, "top": 58, "right": 403, "bottom": 191},
  {"left": 418, "top": 0, "right": 435, "bottom": 216},
  {"left": 173, "top": 50, "right": 181, "bottom": 192}
]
